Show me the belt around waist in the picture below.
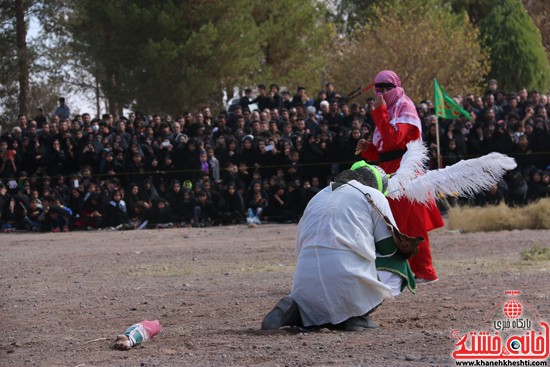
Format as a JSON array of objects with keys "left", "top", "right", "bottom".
[{"left": 377, "top": 149, "right": 407, "bottom": 163}]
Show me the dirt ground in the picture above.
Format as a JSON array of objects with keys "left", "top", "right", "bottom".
[{"left": 1, "top": 224, "right": 550, "bottom": 367}]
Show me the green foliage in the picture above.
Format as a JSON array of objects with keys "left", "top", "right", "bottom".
[
  {"left": 326, "top": 0, "right": 382, "bottom": 35},
  {"left": 447, "top": 0, "right": 495, "bottom": 25},
  {"left": 253, "top": 0, "right": 334, "bottom": 94},
  {"left": 521, "top": 0, "right": 550, "bottom": 63},
  {"left": 0, "top": 2, "right": 20, "bottom": 125},
  {"left": 481, "top": 0, "right": 550, "bottom": 92},
  {"left": 328, "top": 0, "right": 490, "bottom": 102},
  {"left": 56, "top": 0, "right": 332, "bottom": 116}
]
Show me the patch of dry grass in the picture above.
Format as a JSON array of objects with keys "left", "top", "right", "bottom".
[
  {"left": 522, "top": 245, "right": 550, "bottom": 261},
  {"left": 447, "top": 198, "right": 550, "bottom": 232}
]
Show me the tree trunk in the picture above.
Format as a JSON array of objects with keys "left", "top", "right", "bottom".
[{"left": 15, "top": 0, "right": 29, "bottom": 117}]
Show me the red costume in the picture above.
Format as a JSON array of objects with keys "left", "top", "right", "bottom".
[{"left": 361, "top": 70, "right": 443, "bottom": 281}]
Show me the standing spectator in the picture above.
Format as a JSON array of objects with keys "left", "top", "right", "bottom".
[
  {"left": 479, "top": 91, "right": 504, "bottom": 125},
  {"left": 54, "top": 97, "right": 70, "bottom": 120},
  {"left": 291, "top": 86, "right": 313, "bottom": 108},
  {"left": 268, "top": 84, "right": 284, "bottom": 112},
  {"left": 33, "top": 108, "right": 48, "bottom": 129},
  {"left": 239, "top": 88, "right": 254, "bottom": 111},
  {"left": 0, "top": 140, "right": 17, "bottom": 180},
  {"left": 252, "top": 84, "right": 271, "bottom": 111}
]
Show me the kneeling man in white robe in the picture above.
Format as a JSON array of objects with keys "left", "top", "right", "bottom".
[{"left": 261, "top": 164, "right": 416, "bottom": 331}]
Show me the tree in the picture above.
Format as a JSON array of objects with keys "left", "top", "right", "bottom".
[
  {"left": 0, "top": 2, "right": 19, "bottom": 125},
  {"left": 327, "top": 0, "right": 490, "bottom": 103},
  {"left": 521, "top": 0, "right": 550, "bottom": 64},
  {"left": 0, "top": 1, "right": 68, "bottom": 126},
  {"left": 447, "top": 0, "right": 494, "bottom": 25},
  {"left": 15, "top": 0, "right": 29, "bottom": 117},
  {"left": 54, "top": 0, "right": 334, "bottom": 117},
  {"left": 326, "top": 0, "right": 378, "bottom": 36},
  {"left": 252, "top": 0, "right": 335, "bottom": 94},
  {"left": 481, "top": 0, "right": 550, "bottom": 92}
]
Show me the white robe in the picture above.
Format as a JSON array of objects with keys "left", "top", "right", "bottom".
[{"left": 290, "top": 180, "right": 397, "bottom": 327}]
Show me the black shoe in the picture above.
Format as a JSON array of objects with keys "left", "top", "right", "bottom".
[
  {"left": 339, "top": 315, "right": 379, "bottom": 332},
  {"left": 261, "top": 296, "right": 301, "bottom": 330}
]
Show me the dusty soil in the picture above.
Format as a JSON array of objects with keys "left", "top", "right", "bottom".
[{"left": 1, "top": 224, "right": 550, "bottom": 367}]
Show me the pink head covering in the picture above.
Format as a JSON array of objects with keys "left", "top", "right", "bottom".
[
  {"left": 372, "top": 70, "right": 422, "bottom": 148},
  {"left": 374, "top": 70, "right": 404, "bottom": 110}
]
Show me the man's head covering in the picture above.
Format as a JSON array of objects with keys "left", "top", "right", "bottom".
[{"left": 334, "top": 161, "right": 389, "bottom": 194}]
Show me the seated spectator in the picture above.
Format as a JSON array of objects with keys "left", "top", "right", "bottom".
[
  {"left": 149, "top": 198, "right": 175, "bottom": 228},
  {"left": 193, "top": 190, "right": 215, "bottom": 227},
  {"left": 1, "top": 196, "right": 20, "bottom": 232},
  {"left": 22, "top": 198, "right": 43, "bottom": 231},
  {"left": 505, "top": 170, "right": 528, "bottom": 207},
  {"left": 165, "top": 180, "right": 186, "bottom": 222},
  {"left": 105, "top": 190, "right": 130, "bottom": 228},
  {"left": 247, "top": 190, "right": 268, "bottom": 225},
  {"left": 38, "top": 196, "right": 70, "bottom": 232},
  {"left": 180, "top": 188, "right": 196, "bottom": 225},
  {"left": 76, "top": 193, "right": 104, "bottom": 229},
  {"left": 220, "top": 183, "right": 245, "bottom": 224},
  {"left": 475, "top": 183, "right": 505, "bottom": 206},
  {"left": 68, "top": 188, "right": 84, "bottom": 227},
  {"left": 527, "top": 170, "right": 547, "bottom": 203}
]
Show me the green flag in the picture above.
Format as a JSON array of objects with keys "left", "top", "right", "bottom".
[{"left": 433, "top": 79, "right": 472, "bottom": 120}]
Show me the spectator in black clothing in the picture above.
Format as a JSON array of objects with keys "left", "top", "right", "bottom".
[
  {"left": 220, "top": 183, "right": 246, "bottom": 224},
  {"left": 68, "top": 187, "right": 84, "bottom": 226},
  {"left": 475, "top": 183, "right": 505, "bottom": 207},
  {"left": 165, "top": 180, "right": 186, "bottom": 222},
  {"left": 150, "top": 198, "right": 175, "bottom": 228},
  {"left": 22, "top": 198, "right": 43, "bottom": 231},
  {"left": 38, "top": 196, "right": 70, "bottom": 232},
  {"left": 104, "top": 189, "right": 130, "bottom": 228},
  {"left": 267, "top": 183, "right": 286, "bottom": 222},
  {"left": 291, "top": 86, "right": 313, "bottom": 108},
  {"left": 325, "top": 100, "right": 344, "bottom": 134},
  {"left": 193, "top": 190, "right": 214, "bottom": 227},
  {"left": 239, "top": 88, "right": 254, "bottom": 111},
  {"left": 252, "top": 84, "right": 271, "bottom": 111},
  {"left": 489, "top": 120, "right": 515, "bottom": 154},
  {"left": 285, "top": 150, "right": 305, "bottom": 184},
  {"left": 443, "top": 139, "right": 462, "bottom": 167},
  {"left": 527, "top": 170, "right": 548, "bottom": 203},
  {"left": 77, "top": 193, "right": 104, "bottom": 229},
  {"left": 180, "top": 188, "right": 196, "bottom": 225},
  {"left": 479, "top": 91, "right": 504, "bottom": 125},
  {"left": 247, "top": 190, "right": 268, "bottom": 224},
  {"left": 1, "top": 196, "right": 20, "bottom": 231},
  {"left": 212, "top": 114, "right": 233, "bottom": 142},
  {"left": 505, "top": 170, "right": 528, "bottom": 207},
  {"left": 141, "top": 178, "right": 160, "bottom": 206}
]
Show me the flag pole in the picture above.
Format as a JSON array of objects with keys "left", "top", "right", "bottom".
[{"left": 435, "top": 116, "right": 442, "bottom": 168}]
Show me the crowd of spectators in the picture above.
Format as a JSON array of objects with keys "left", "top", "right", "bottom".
[{"left": 0, "top": 81, "right": 549, "bottom": 233}]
